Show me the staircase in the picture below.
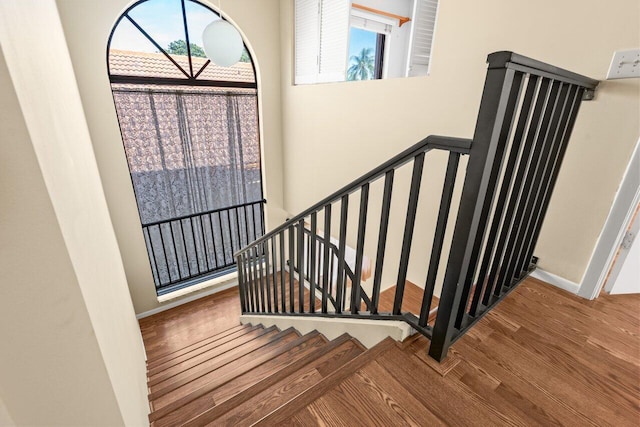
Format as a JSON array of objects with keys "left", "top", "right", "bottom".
[{"left": 146, "top": 321, "right": 456, "bottom": 426}]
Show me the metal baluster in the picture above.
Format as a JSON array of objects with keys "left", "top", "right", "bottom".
[
  {"left": 309, "top": 212, "right": 318, "bottom": 313},
  {"left": 495, "top": 81, "right": 563, "bottom": 295},
  {"left": 469, "top": 75, "right": 539, "bottom": 316},
  {"left": 271, "top": 237, "right": 279, "bottom": 313},
  {"left": 454, "top": 72, "right": 525, "bottom": 328},
  {"left": 279, "top": 231, "right": 286, "bottom": 313},
  {"left": 144, "top": 227, "right": 161, "bottom": 288},
  {"left": 351, "top": 184, "right": 370, "bottom": 314},
  {"left": 393, "top": 154, "right": 425, "bottom": 314},
  {"left": 206, "top": 214, "right": 218, "bottom": 269},
  {"left": 256, "top": 245, "right": 266, "bottom": 312},
  {"left": 189, "top": 217, "right": 202, "bottom": 274},
  {"left": 483, "top": 78, "right": 552, "bottom": 305},
  {"left": 321, "top": 205, "right": 332, "bottom": 313},
  {"left": 217, "top": 212, "right": 228, "bottom": 266},
  {"left": 237, "top": 254, "right": 246, "bottom": 312},
  {"left": 264, "top": 240, "right": 272, "bottom": 313},
  {"left": 157, "top": 223, "right": 173, "bottom": 283},
  {"left": 419, "top": 153, "right": 460, "bottom": 326},
  {"left": 335, "top": 196, "right": 348, "bottom": 314},
  {"left": 198, "top": 215, "right": 211, "bottom": 272},
  {"left": 178, "top": 219, "right": 193, "bottom": 275},
  {"left": 371, "top": 171, "right": 394, "bottom": 314},
  {"left": 297, "top": 220, "right": 305, "bottom": 312},
  {"left": 288, "top": 225, "right": 295, "bottom": 312},
  {"left": 520, "top": 88, "right": 583, "bottom": 275},
  {"left": 169, "top": 221, "right": 183, "bottom": 280}
]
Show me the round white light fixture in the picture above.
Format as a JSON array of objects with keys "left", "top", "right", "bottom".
[{"left": 202, "top": 19, "right": 243, "bottom": 67}]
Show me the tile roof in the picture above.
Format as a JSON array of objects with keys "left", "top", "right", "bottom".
[{"left": 108, "top": 49, "right": 255, "bottom": 83}]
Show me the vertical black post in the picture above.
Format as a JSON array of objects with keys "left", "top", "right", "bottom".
[
  {"left": 335, "top": 196, "right": 348, "bottom": 313},
  {"left": 264, "top": 241, "right": 272, "bottom": 313},
  {"left": 237, "top": 254, "right": 246, "bottom": 312},
  {"left": 419, "top": 152, "right": 460, "bottom": 326},
  {"left": 322, "top": 205, "right": 332, "bottom": 313},
  {"left": 393, "top": 154, "right": 425, "bottom": 315},
  {"left": 309, "top": 212, "right": 318, "bottom": 313},
  {"left": 270, "top": 237, "right": 279, "bottom": 313},
  {"left": 430, "top": 66, "right": 518, "bottom": 361},
  {"left": 351, "top": 185, "right": 369, "bottom": 314},
  {"left": 246, "top": 251, "right": 255, "bottom": 312},
  {"left": 371, "top": 171, "right": 394, "bottom": 314},
  {"left": 288, "top": 226, "right": 295, "bottom": 312},
  {"left": 469, "top": 75, "right": 539, "bottom": 316},
  {"left": 279, "top": 231, "right": 286, "bottom": 313},
  {"left": 297, "top": 219, "right": 305, "bottom": 312}
]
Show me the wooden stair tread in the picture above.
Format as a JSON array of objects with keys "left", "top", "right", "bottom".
[
  {"left": 376, "top": 344, "right": 521, "bottom": 426},
  {"left": 150, "top": 327, "right": 296, "bottom": 407},
  {"left": 146, "top": 324, "right": 252, "bottom": 370},
  {"left": 303, "top": 359, "right": 442, "bottom": 426},
  {"left": 152, "top": 332, "right": 332, "bottom": 427},
  {"left": 149, "top": 329, "right": 322, "bottom": 423},
  {"left": 252, "top": 337, "right": 397, "bottom": 425},
  {"left": 188, "top": 335, "right": 365, "bottom": 426},
  {"left": 148, "top": 325, "right": 273, "bottom": 386}
]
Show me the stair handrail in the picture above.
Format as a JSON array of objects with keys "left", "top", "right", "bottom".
[
  {"left": 236, "top": 51, "right": 598, "bottom": 363},
  {"left": 235, "top": 135, "right": 472, "bottom": 257}
]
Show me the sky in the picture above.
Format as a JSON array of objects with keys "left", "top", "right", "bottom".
[
  {"left": 110, "top": 0, "right": 220, "bottom": 52},
  {"left": 348, "top": 27, "right": 377, "bottom": 61}
]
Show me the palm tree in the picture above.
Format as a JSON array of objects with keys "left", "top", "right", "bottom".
[{"left": 347, "top": 48, "right": 375, "bottom": 81}]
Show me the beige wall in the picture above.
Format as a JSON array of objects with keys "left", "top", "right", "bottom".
[
  {"left": 0, "top": 1, "right": 146, "bottom": 423},
  {"left": 280, "top": 0, "right": 640, "bottom": 287},
  {"left": 56, "top": 0, "right": 285, "bottom": 314}
]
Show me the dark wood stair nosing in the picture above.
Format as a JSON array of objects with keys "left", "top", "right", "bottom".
[
  {"left": 145, "top": 323, "right": 248, "bottom": 365},
  {"left": 252, "top": 337, "right": 397, "bottom": 425},
  {"left": 149, "top": 325, "right": 285, "bottom": 400},
  {"left": 146, "top": 324, "right": 253, "bottom": 371},
  {"left": 148, "top": 329, "right": 321, "bottom": 423},
  {"left": 181, "top": 333, "right": 360, "bottom": 426},
  {"left": 148, "top": 325, "right": 279, "bottom": 385}
]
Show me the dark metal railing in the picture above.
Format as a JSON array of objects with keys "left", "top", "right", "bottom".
[
  {"left": 143, "top": 200, "right": 265, "bottom": 294},
  {"left": 235, "top": 135, "right": 471, "bottom": 330},
  {"left": 236, "top": 51, "right": 598, "bottom": 361}
]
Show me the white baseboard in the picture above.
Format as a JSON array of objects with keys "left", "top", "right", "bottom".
[
  {"left": 530, "top": 268, "right": 580, "bottom": 294},
  {"left": 135, "top": 279, "right": 238, "bottom": 319}
]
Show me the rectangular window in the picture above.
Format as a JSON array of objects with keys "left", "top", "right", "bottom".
[{"left": 294, "top": 0, "right": 439, "bottom": 84}]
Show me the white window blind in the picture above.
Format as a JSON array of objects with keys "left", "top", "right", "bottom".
[
  {"left": 295, "top": 0, "right": 320, "bottom": 84},
  {"left": 295, "top": 0, "right": 351, "bottom": 84},
  {"left": 406, "top": 0, "right": 439, "bottom": 77}
]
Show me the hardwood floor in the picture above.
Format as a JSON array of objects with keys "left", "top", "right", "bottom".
[{"left": 139, "top": 277, "right": 640, "bottom": 426}]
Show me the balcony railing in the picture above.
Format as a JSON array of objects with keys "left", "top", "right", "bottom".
[{"left": 142, "top": 200, "right": 265, "bottom": 295}]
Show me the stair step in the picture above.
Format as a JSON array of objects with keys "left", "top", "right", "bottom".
[
  {"left": 143, "top": 317, "right": 243, "bottom": 361},
  {"left": 195, "top": 335, "right": 366, "bottom": 426},
  {"left": 374, "top": 344, "right": 515, "bottom": 426},
  {"left": 150, "top": 326, "right": 287, "bottom": 402},
  {"left": 300, "top": 355, "right": 440, "bottom": 425},
  {"left": 146, "top": 324, "right": 251, "bottom": 370},
  {"left": 149, "top": 329, "right": 323, "bottom": 424},
  {"left": 148, "top": 324, "right": 270, "bottom": 385},
  {"left": 151, "top": 331, "right": 331, "bottom": 427},
  {"left": 252, "top": 337, "right": 397, "bottom": 425}
]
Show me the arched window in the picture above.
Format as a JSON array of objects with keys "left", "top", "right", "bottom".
[{"left": 107, "top": 0, "right": 264, "bottom": 295}]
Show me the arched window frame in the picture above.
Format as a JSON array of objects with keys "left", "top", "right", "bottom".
[{"left": 107, "top": 0, "right": 266, "bottom": 296}]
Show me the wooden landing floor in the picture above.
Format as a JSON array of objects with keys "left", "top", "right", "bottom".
[{"left": 139, "top": 277, "right": 640, "bottom": 425}]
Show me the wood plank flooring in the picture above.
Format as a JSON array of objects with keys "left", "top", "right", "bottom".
[{"left": 139, "top": 277, "right": 640, "bottom": 426}]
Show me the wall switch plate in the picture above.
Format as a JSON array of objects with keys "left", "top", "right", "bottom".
[{"left": 606, "top": 49, "right": 640, "bottom": 79}]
